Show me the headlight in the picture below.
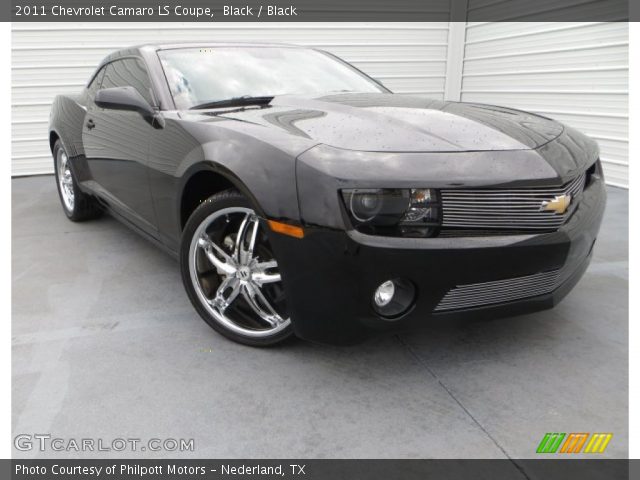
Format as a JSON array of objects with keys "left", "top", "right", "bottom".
[{"left": 341, "top": 188, "right": 440, "bottom": 237}]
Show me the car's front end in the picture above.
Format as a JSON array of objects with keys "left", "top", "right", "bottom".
[
  {"left": 150, "top": 44, "right": 607, "bottom": 346},
  {"left": 266, "top": 113, "right": 606, "bottom": 345}
]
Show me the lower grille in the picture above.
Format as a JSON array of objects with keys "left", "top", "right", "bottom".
[
  {"left": 440, "top": 173, "right": 586, "bottom": 231},
  {"left": 434, "top": 269, "right": 562, "bottom": 312}
]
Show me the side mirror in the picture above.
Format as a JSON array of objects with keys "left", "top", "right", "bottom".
[{"left": 95, "top": 86, "right": 154, "bottom": 119}]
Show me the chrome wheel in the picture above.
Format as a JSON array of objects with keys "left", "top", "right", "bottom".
[
  {"left": 56, "top": 148, "right": 74, "bottom": 212},
  {"left": 188, "top": 207, "right": 290, "bottom": 338}
]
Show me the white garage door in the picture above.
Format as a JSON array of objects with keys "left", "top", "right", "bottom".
[
  {"left": 458, "top": 22, "right": 629, "bottom": 187},
  {"left": 11, "top": 22, "right": 449, "bottom": 176}
]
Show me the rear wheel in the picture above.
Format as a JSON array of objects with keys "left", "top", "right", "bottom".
[
  {"left": 180, "top": 189, "right": 293, "bottom": 346},
  {"left": 53, "top": 140, "right": 102, "bottom": 221}
]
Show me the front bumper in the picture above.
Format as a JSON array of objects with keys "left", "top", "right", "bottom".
[{"left": 268, "top": 175, "right": 606, "bottom": 345}]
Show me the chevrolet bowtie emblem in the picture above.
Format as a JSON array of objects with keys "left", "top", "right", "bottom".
[{"left": 541, "top": 194, "right": 572, "bottom": 214}]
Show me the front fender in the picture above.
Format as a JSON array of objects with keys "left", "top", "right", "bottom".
[
  {"left": 173, "top": 116, "right": 311, "bottom": 223},
  {"left": 197, "top": 138, "right": 300, "bottom": 222},
  {"left": 148, "top": 115, "right": 309, "bottom": 250}
]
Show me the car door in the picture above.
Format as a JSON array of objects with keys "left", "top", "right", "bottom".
[{"left": 82, "top": 57, "right": 158, "bottom": 234}]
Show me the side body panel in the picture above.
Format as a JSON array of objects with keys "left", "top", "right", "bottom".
[{"left": 82, "top": 104, "right": 157, "bottom": 235}]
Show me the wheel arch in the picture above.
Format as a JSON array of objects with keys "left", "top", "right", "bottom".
[
  {"left": 49, "top": 130, "right": 61, "bottom": 153},
  {"left": 178, "top": 162, "right": 267, "bottom": 230}
]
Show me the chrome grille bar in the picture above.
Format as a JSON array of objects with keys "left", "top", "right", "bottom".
[
  {"left": 440, "top": 173, "right": 586, "bottom": 231},
  {"left": 435, "top": 269, "right": 562, "bottom": 312}
]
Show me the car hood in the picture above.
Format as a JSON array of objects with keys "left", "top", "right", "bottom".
[{"left": 193, "top": 93, "right": 564, "bottom": 153}]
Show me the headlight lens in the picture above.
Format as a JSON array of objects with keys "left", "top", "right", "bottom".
[
  {"left": 346, "top": 188, "right": 408, "bottom": 225},
  {"left": 341, "top": 188, "right": 440, "bottom": 237}
]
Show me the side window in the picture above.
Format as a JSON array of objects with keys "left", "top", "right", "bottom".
[{"left": 101, "top": 58, "right": 156, "bottom": 107}]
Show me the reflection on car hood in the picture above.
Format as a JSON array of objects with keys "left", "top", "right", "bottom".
[{"left": 196, "top": 93, "right": 564, "bottom": 152}]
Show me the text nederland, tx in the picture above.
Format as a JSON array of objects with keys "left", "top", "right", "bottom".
[
  {"left": 15, "top": 463, "right": 306, "bottom": 476},
  {"left": 16, "top": 5, "right": 298, "bottom": 18}
]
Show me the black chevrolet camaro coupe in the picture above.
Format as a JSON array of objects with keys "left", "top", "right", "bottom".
[{"left": 49, "top": 43, "right": 606, "bottom": 346}]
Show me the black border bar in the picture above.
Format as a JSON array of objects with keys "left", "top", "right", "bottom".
[
  {"left": 6, "top": 459, "right": 635, "bottom": 480},
  {"left": 7, "top": 0, "right": 632, "bottom": 22}
]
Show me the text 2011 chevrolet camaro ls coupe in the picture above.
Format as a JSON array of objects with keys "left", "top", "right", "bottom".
[{"left": 49, "top": 43, "right": 606, "bottom": 346}]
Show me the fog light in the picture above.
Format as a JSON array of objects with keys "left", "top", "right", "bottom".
[
  {"left": 374, "top": 281, "right": 395, "bottom": 307},
  {"left": 372, "top": 278, "right": 416, "bottom": 319}
]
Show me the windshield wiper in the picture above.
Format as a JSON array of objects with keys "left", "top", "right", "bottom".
[{"left": 189, "top": 95, "right": 274, "bottom": 110}]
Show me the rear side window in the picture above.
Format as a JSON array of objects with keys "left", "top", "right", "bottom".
[{"left": 101, "top": 58, "right": 156, "bottom": 106}]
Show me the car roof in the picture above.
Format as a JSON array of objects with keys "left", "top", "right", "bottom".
[
  {"left": 141, "top": 42, "right": 306, "bottom": 52},
  {"left": 95, "top": 42, "right": 309, "bottom": 72}
]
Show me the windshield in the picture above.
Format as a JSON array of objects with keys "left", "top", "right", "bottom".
[{"left": 157, "top": 47, "right": 386, "bottom": 110}]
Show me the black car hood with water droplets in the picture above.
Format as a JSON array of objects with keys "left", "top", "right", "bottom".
[{"left": 198, "top": 93, "right": 564, "bottom": 153}]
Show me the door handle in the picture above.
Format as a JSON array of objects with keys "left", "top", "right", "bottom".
[{"left": 86, "top": 119, "right": 95, "bottom": 130}]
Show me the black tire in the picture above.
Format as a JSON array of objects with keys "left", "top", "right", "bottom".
[
  {"left": 180, "top": 189, "right": 294, "bottom": 347},
  {"left": 53, "top": 140, "right": 102, "bottom": 221}
]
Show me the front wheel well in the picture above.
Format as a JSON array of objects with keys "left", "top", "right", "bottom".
[{"left": 180, "top": 170, "right": 235, "bottom": 228}]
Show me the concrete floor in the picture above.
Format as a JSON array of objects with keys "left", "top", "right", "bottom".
[{"left": 12, "top": 176, "right": 628, "bottom": 460}]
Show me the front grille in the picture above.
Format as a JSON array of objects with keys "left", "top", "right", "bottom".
[
  {"left": 434, "top": 269, "right": 562, "bottom": 312},
  {"left": 440, "top": 173, "right": 586, "bottom": 231}
]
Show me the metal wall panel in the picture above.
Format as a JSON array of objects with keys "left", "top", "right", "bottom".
[
  {"left": 461, "top": 22, "right": 629, "bottom": 187},
  {"left": 11, "top": 22, "right": 449, "bottom": 175}
]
